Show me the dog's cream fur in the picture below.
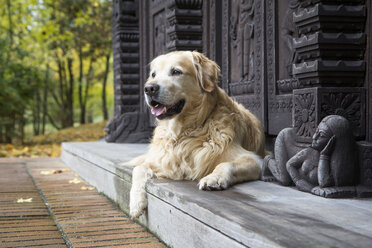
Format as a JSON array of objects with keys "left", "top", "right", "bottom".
[{"left": 128, "top": 51, "right": 265, "bottom": 217}]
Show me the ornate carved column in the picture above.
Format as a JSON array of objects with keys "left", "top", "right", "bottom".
[
  {"left": 292, "top": 0, "right": 367, "bottom": 142},
  {"left": 104, "top": 0, "right": 153, "bottom": 143},
  {"left": 166, "top": 0, "right": 203, "bottom": 52}
]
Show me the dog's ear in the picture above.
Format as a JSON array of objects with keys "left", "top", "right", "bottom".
[{"left": 191, "top": 51, "right": 220, "bottom": 92}]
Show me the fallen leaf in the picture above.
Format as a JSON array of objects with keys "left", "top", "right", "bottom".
[
  {"left": 69, "top": 178, "right": 83, "bottom": 184},
  {"left": 17, "top": 198, "right": 33, "bottom": 203},
  {"left": 40, "top": 169, "right": 63, "bottom": 175},
  {"left": 81, "top": 186, "right": 95, "bottom": 190}
]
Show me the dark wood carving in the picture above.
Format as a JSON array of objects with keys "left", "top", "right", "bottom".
[
  {"left": 166, "top": 0, "right": 203, "bottom": 52},
  {"left": 222, "top": 0, "right": 266, "bottom": 129},
  {"left": 105, "top": 0, "right": 153, "bottom": 143},
  {"left": 104, "top": 112, "right": 152, "bottom": 143},
  {"left": 107, "top": 0, "right": 372, "bottom": 166},
  {"left": 266, "top": 0, "right": 302, "bottom": 135},
  {"left": 293, "top": 87, "right": 366, "bottom": 143},
  {"left": 367, "top": 0, "right": 372, "bottom": 142},
  {"left": 112, "top": 0, "right": 140, "bottom": 114},
  {"left": 202, "top": 0, "right": 221, "bottom": 64},
  {"left": 263, "top": 0, "right": 372, "bottom": 198},
  {"left": 357, "top": 141, "right": 372, "bottom": 189},
  {"left": 293, "top": 2, "right": 366, "bottom": 87},
  {"left": 292, "top": 0, "right": 367, "bottom": 143}
]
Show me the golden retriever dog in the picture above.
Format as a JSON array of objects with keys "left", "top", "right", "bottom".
[{"left": 128, "top": 51, "right": 265, "bottom": 218}]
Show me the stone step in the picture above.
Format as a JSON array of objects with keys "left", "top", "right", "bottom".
[{"left": 61, "top": 141, "right": 372, "bottom": 248}]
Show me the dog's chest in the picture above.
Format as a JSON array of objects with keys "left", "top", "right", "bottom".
[{"left": 152, "top": 134, "right": 225, "bottom": 180}]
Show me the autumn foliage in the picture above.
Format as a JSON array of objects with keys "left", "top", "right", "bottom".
[{"left": 0, "top": 121, "right": 107, "bottom": 158}]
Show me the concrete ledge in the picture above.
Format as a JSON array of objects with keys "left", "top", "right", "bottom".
[{"left": 61, "top": 141, "right": 372, "bottom": 248}]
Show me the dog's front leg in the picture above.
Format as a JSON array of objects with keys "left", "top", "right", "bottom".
[
  {"left": 199, "top": 152, "right": 262, "bottom": 191},
  {"left": 130, "top": 165, "right": 153, "bottom": 218}
]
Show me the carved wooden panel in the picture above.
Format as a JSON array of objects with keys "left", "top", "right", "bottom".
[
  {"left": 293, "top": 87, "right": 366, "bottom": 143},
  {"left": 357, "top": 141, "right": 372, "bottom": 186},
  {"left": 266, "top": 0, "right": 301, "bottom": 135},
  {"left": 202, "top": 0, "right": 222, "bottom": 67},
  {"left": 222, "top": 0, "right": 266, "bottom": 129},
  {"left": 149, "top": 1, "right": 168, "bottom": 59},
  {"left": 109, "top": 0, "right": 372, "bottom": 146},
  {"left": 367, "top": 0, "right": 372, "bottom": 142}
]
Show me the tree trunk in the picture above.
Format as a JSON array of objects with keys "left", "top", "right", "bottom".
[
  {"left": 57, "top": 58, "right": 67, "bottom": 128},
  {"left": 80, "top": 56, "right": 94, "bottom": 124},
  {"left": 42, "top": 65, "right": 49, "bottom": 134},
  {"left": 102, "top": 53, "right": 110, "bottom": 120},
  {"left": 5, "top": 113, "right": 15, "bottom": 144},
  {"left": 67, "top": 57, "right": 74, "bottom": 126},
  {"left": 33, "top": 88, "right": 41, "bottom": 136},
  {"left": 78, "top": 47, "right": 85, "bottom": 124},
  {"left": 5, "top": 124, "right": 13, "bottom": 144},
  {"left": 6, "top": 0, "right": 13, "bottom": 63},
  {"left": 84, "top": 57, "right": 94, "bottom": 121},
  {"left": 0, "top": 125, "right": 3, "bottom": 143},
  {"left": 47, "top": 113, "right": 61, "bottom": 130},
  {"left": 18, "top": 112, "right": 25, "bottom": 144}
]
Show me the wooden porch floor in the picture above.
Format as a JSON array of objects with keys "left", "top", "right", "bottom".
[{"left": 0, "top": 157, "right": 165, "bottom": 248}]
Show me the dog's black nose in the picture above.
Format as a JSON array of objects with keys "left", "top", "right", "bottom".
[{"left": 144, "top": 83, "right": 160, "bottom": 96}]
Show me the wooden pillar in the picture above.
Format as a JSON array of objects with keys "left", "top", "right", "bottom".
[
  {"left": 291, "top": 0, "right": 372, "bottom": 189},
  {"left": 292, "top": 0, "right": 367, "bottom": 142},
  {"left": 105, "top": 0, "right": 152, "bottom": 143}
]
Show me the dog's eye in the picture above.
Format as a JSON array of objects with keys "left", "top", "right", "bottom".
[
  {"left": 151, "top": 72, "right": 156, "bottom": 78},
  {"left": 171, "top": 68, "right": 182, "bottom": 76}
]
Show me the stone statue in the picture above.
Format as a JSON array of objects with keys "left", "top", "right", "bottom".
[
  {"left": 263, "top": 115, "right": 359, "bottom": 198},
  {"left": 262, "top": 128, "right": 307, "bottom": 185}
]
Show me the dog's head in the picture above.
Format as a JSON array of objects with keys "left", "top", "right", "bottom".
[{"left": 144, "top": 51, "right": 220, "bottom": 120}]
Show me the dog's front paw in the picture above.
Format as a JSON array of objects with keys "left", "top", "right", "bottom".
[
  {"left": 199, "top": 174, "right": 229, "bottom": 191},
  {"left": 129, "top": 190, "right": 147, "bottom": 218}
]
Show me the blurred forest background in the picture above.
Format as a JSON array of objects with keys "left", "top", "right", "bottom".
[{"left": 0, "top": 0, "right": 113, "bottom": 157}]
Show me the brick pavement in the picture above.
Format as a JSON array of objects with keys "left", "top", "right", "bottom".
[{"left": 0, "top": 157, "right": 165, "bottom": 248}]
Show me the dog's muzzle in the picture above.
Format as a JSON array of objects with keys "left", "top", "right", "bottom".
[{"left": 148, "top": 98, "right": 185, "bottom": 120}]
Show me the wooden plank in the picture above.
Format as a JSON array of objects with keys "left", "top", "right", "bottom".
[{"left": 146, "top": 194, "right": 247, "bottom": 248}]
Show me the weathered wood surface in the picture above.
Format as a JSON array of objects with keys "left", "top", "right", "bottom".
[{"left": 62, "top": 141, "right": 372, "bottom": 248}]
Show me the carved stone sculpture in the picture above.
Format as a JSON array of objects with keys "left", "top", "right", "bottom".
[
  {"left": 262, "top": 128, "right": 307, "bottom": 185},
  {"left": 263, "top": 115, "right": 361, "bottom": 198}
]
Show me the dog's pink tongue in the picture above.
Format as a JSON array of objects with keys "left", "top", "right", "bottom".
[{"left": 151, "top": 106, "right": 166, "bottom": 116}]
